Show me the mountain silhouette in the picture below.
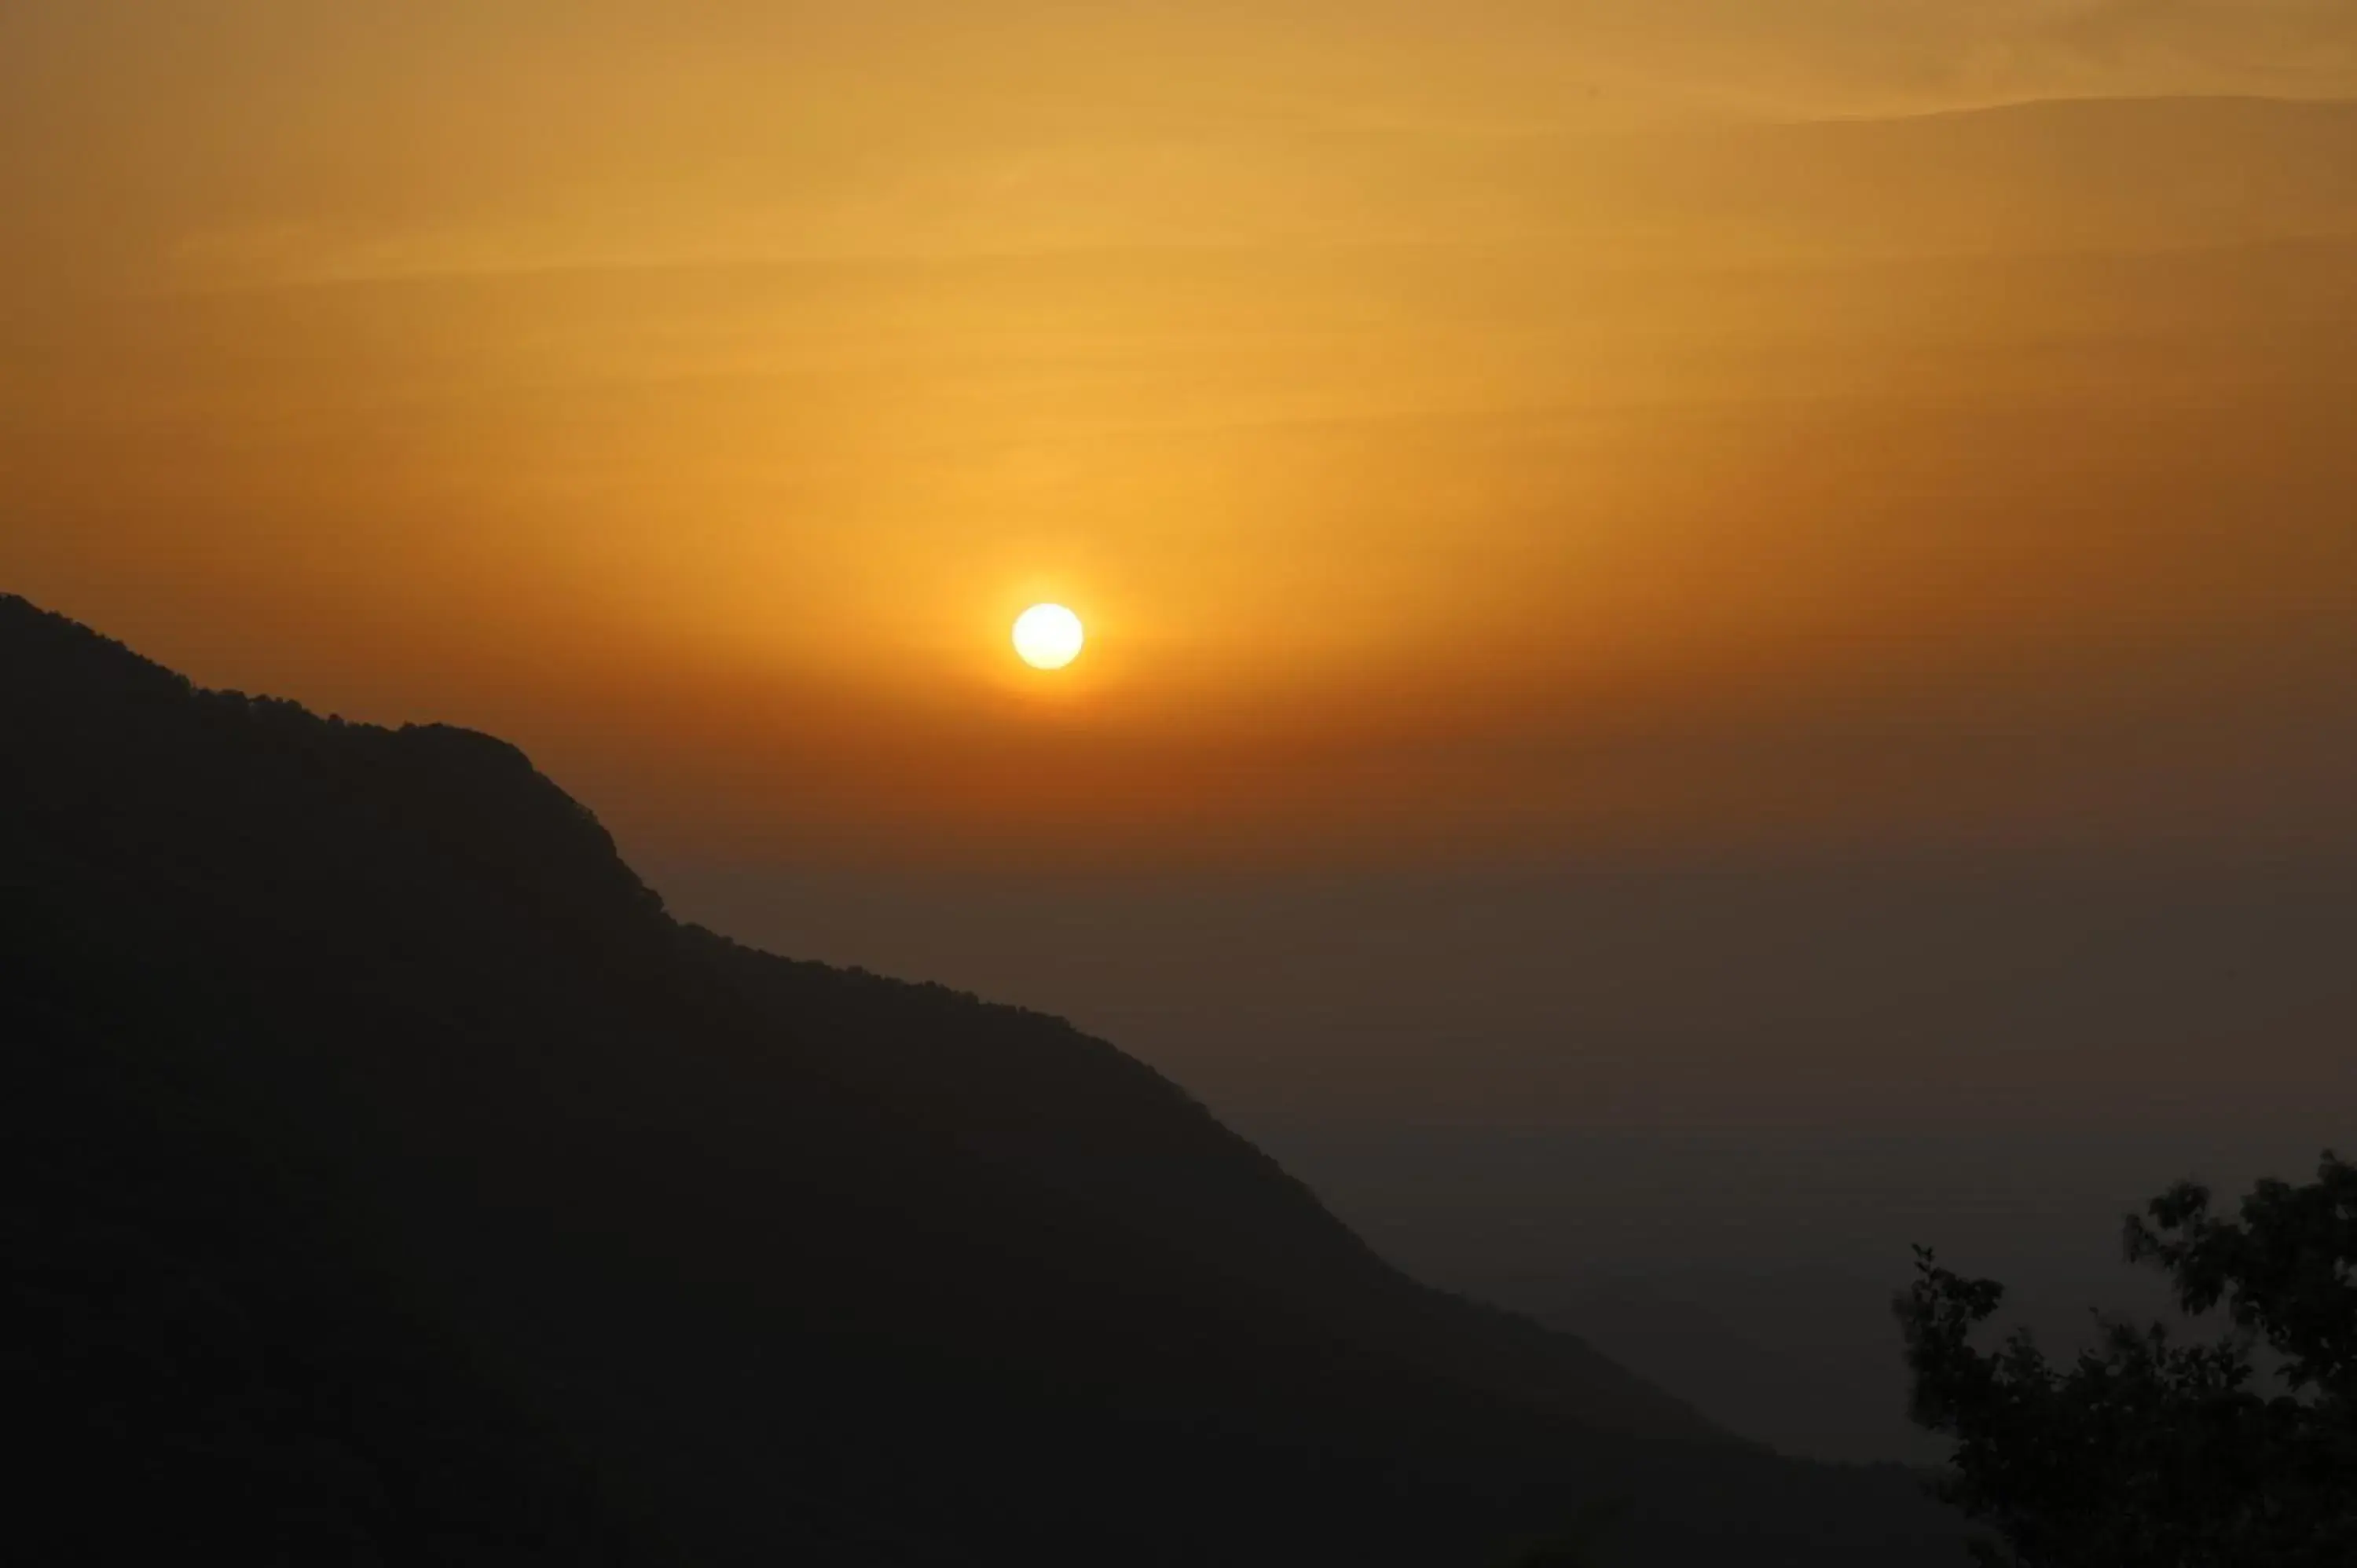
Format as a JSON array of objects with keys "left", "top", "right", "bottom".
[{"left": 1, "top": 593, "right": 1963, "bottom": 1564}]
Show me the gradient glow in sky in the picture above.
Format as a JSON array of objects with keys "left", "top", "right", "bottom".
[
  {"left": 4, "top": 4, "right": 2355, "bottom": 874},
  {"left": 8, "top": 5, "right": 2357, "bottom": 1464}
]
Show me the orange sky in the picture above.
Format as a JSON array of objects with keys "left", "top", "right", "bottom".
[
  {"left": 11, "top": 18, "right": 2356, "bottom": 1465},
  {"left": 5, "top": 6, "right": 2355, "bottom": 870}
]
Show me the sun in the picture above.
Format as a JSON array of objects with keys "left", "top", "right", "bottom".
[{"left": 1013, "top": 603, "right": 1085, "bottom": 670}]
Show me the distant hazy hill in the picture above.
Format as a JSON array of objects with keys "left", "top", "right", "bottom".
[{"left": 0, "top": 593, "right": 1963, "bottom": 1564}]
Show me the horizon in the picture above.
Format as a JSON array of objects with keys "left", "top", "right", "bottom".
[{"left": 7, "top": 0, "right": 2355, "bottom": 1512}]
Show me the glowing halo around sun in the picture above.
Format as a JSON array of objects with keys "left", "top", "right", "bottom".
[{"left": 1012, "top": 603, "right": 1086, "bottom": 670}]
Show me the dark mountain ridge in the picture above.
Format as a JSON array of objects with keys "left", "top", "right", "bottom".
[{"left": 2, "top": 592, "right": 1962, "bottom": 1563}]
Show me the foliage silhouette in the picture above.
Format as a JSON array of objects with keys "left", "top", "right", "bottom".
[{"left": 1897, "top": 1153, "right": 2357, "bottom": 1566}]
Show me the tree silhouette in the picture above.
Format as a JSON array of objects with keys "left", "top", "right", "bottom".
[{"left": 1896, "top": 1152, "right": 2357, "bottom": 1566}]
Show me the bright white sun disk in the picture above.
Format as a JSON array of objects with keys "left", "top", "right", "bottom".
[{"left": 1013, "top": 603, "right": 1085, "bottom": 669}]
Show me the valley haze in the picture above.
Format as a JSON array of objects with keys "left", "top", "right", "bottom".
[{"left": 5, "top": 4, "right": 2356, "bottom": 1558}]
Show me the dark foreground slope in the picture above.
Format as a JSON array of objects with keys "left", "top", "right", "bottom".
[{"left": 0, "top": 595, "right": 1962, "bottom": 1565}]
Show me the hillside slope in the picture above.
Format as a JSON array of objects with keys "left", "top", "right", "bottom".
[{"left": 0, "top": 593, "right": 1962, "bottom": 1564}]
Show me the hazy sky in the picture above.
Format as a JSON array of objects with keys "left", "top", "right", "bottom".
[
  {"left": 6, "top": 3, "right": 2354, "bottom": 1460},
  {"left": 6, "top": 1, "right": 2351, "bottom": 1078},
  {"left": 7, "top": 10, "right": 2355, "bottom": 866}
]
